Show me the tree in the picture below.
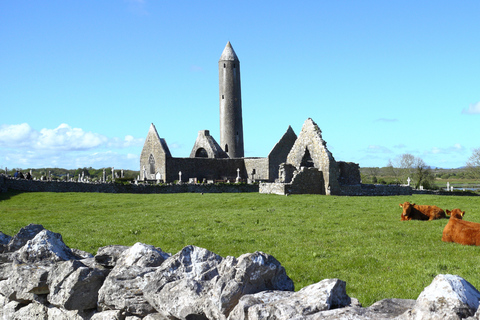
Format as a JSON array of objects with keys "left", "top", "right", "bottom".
[
  {"left": 412, "top": 157, "right": 435, "bottom": 189},
  {"left": 387, "top": 153, "right": 435, "bottom": 189},
  {"left": 367, "top": 167, "right": 380, "bottom": 183},
  {"left": 385, "top": 159, "right": 401, "bottom": 184},
  {"left": 466, "top": 148, "right": 480, "bottom": 179}
]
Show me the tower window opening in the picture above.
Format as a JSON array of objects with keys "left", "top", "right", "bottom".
[
  {"left": 224, "top": 63, "right": 226, "bottom": 68},
  {"left": 195, "top": 148, "right": 208, "bottom": 158},
  {"left": 222, "top": 95, "right": 224, "bottom": 99},
  {"left": 224, "top": 144, "right": 228, "bottom": 152}
]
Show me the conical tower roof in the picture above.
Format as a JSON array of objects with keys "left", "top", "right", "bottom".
[{"left": 219, "top": 41, "right": 238, "bottom": 61}]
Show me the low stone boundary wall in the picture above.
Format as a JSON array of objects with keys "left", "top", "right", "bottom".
[
  {"left": 260, "top": 182, "right": 413, "bottom": 196},
  {"left": 2, "top": 224, "right": 480, "bottom": 319},
  {"left": 339, "top": 184, "right": 412, "bottom": 196},
  {"left": 0, "top": 176, "right": 258, "bottom": 194}
]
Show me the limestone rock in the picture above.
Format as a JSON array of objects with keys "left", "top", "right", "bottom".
[
  {"left": 97, "top": 243, "right": 170, "bottom": 316},
  {"left": 143, "top": 245, "right": 224, "bottom": 318},
  {"left": 47, "top": 259, "right": 107, "bottom": 310},
  {"left": 143, "top": 314, "right": 172, "bottom": 320},
  {"left": 47, "top": 306, "right": 93, "bottom": 320},
  {"left": 115, "top": 242, "right": 170, "bottom": 268},
  {"left": 71, "top": 248, "right": 94, "bottom": 260},
  {"left": 98, "top": 265, "right": 158, "bottom": 316},
  {"left": 401, "top": 274, "right": 480, "bottom": 320},
  {"left": 0, "top": 231, "right": 11, "bottom": 253},
  {"left": 302, "top": 298, "right": 415, "bottom": 320},
  {"left": 143, "top": 246, "right": 294, "bottom": 320},
  {"left": 6, "top": 224, "right": 44, "bottom": 252},
  {"left": 0, "top": 263, "right": 52, "bottom": 303},
  {"left": 228, "top": 279, "right": 351, "bottom": 320},
  {"left": 90, "top": 309, "right": 126, "bottom": 320},
  {"left": 210, "top": 251, "right": 294, "bottom": 318},
  {"left": 95, "top": 245, "right": 129, "bottom": 268},
  {"left": 13, "top": 229, "right": 76, "bottom": 263},
  {"left": 8, "top": 301, "right": 48, "bottom": 320},
  {"left": 1, "top": 300, "right": 21, "bottom": 320}
]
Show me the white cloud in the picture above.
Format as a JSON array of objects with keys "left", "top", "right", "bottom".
[
  {"left": 428, "top": 144, "right": 465, "bottom": 155},
  {"left": 366, "top": 145, "right": 392, "bottom": 154},
  {"left": 0, "top": 123, "right": 144, "bottom": 170},
  {"left": 462, "top": 102, "right": 480, "bottom": 114},
  {"left": 107, "top": 135, "right": 144, "bottom": 148},
  {"left": 36, "top": 124, "right": 107, "bottom": 150},
  {"left": 0, "top": 123, "right": 39, "bottom": 147}
]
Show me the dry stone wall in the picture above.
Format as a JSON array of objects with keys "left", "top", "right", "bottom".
[
  {"left": 0, "top": 176, "right": 258, "bottom": 194},
  {"left": 2, "top": 224, "right": 480, "bottom": 320}
]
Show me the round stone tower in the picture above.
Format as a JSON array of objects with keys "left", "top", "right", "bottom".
[{"left": 219, "top": 41, "right": 244, "bottom": 158}]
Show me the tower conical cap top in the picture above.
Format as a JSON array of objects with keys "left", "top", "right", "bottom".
[{"left": 219, "top": 41, "right": 239, "bottom": 61}]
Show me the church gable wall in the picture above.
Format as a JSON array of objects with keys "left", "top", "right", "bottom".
[
  {"left": 286, "top": 119, "right": 340, "bottom": 195},
  {"left": 140, "top": 127, "right": 170, "bottom": 180},
  {"left": 189, "top": 130, "right": 228, "bottom": 159},
  {"left": 267, "top": 126, "right": 297, "bottom": 182}
]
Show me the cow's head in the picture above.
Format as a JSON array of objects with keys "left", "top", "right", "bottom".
[
  {"left": 446, "top": 209, "right": 465, "bottom": 219},
  {"left": 399, "top": 201, "right": 414, "bottom": 220}
]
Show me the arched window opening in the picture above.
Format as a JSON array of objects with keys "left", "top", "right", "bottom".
[
  {"left": 149, "top": 154, "right": 155, "bottom": 175},
  {"left": 300, "top": 148, "right": 314, "bottom": 168},
  {"left": 195, "top": 148, "right": 208, "bottom": 158},
  {"left": 224, "top": 63, "right": 226, "bottom": 68},
  {"left": 224, "top": 144, "right": 229, "bottom": 152}
]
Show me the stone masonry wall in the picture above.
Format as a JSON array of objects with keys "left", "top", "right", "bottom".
[
  {"left": 3, "top": 224, "right": 480, "bottom": 319},
  {"left": 286, "top": 119, "right": 340, "bottom": 195},
  {"left": 0, "top": 176, "right": 258, "bottom": 194}
]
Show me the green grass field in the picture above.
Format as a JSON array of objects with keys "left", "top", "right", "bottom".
[{"left": 1, "top": 191, "right": 480, "bottom": 306}]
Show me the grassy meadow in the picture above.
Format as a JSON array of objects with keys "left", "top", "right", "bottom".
[{"left": 1, "top": 191, "right": 480, "bottom": 306}]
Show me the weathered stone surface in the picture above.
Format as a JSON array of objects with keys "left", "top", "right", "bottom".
[
  {"left": 9, "top": 301, "right": 48, "bottom": 320},
  {"left": 0, "top": 263, "right": 52, "bottom": 303},
  {"left": 143, "top": 246, "right": 294, "bottom": 320},
  {"left": 90, "top": 309, "right": 126, "bottom": 320},
  {"left": 0, "top": 232, "right": 11, "bottom": 254},
  {"left": 97, "top": 243, "right": 170, "bottom": 316},
  {"left": 143, "top": 314, "right": 171, "bottom": 320},
  {"left": 115, "top": 242, "right": 170, "bottom": 268},
  {"left": 95, "top": 245, "right": 129, "bottom": 268},
  {"left": 6, "top": 224, "right": 44, "bottom": 252},
  {"left": 71, "top": 248, "right": 94, "bottom": 260},
  {"left": 143, "top": 245, "right": 224, "bottom": 318},
  {"left": 47, "top": 259, "right": 107, "bottom": 310},
  {"left": 285, "top": 118, "right": 340, "bottom": 195},
  {"left": 46, "top": 306, "right": 92, "bottom": 320},
  {"left": 3, "top": 225, "right": 480, "bottom": 320},
  {"left": 98, "top": 265, "right": 158, "bottom": 316},
  {"left": 228, "top": 279, "right": 351, "bottom": 320},
  {"left": 13, "top": 229, "right": 76, "bottom": 263},
  {"left": 401, "top": 274, "right": 480, "bottom": 320}
]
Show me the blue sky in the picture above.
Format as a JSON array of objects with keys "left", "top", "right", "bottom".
[{"left": 1, "top": 1, "right": 479, "bottom": 170}]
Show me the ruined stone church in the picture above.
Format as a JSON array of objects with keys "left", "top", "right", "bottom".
[{"left": 140, "top": 42, "right": 362, "bottom": 195}]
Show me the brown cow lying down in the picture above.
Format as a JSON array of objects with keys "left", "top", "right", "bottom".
[
  {"left": 441, "top": 209, "right": 480, "bottom": 246},
  {"left": 399, "top": 201, "right": 447, "bottom": 221}
]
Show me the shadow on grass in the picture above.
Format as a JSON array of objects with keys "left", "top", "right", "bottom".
[{"left": 0, "top": 190, "right": 25, "bottom": 202}]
